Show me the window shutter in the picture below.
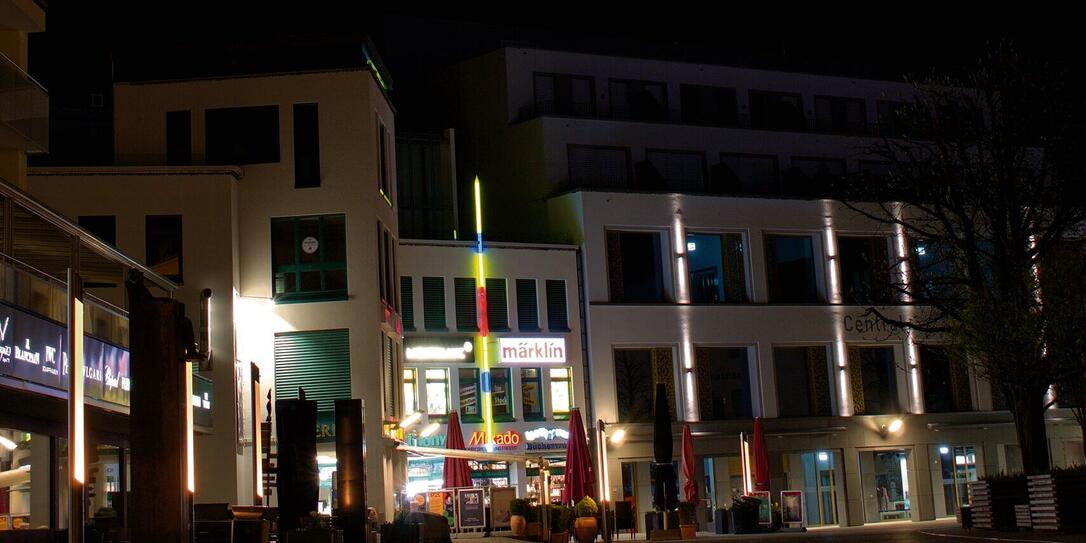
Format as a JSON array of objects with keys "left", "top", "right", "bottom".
[
  {"left": 651, "top": 348, "right": 677, "bottom": 421},
  {"left": 400, "top": 276, "right": 415, "bottom": 331},
  {"left": 455, "top": 277, "right": 478, "bottom": 332},
  {"left": 383, "top": 335, "right": 396, "bottom": 417},
  {"left": 274, "top": 329, "right": 351, "bottom": 414},
  {"left": 546, "top": 280, "right": 569, "bottom": 331},
  {"left": 806, "top": 346, "right": 832, "bottom": 416},
  {"left": 486, "top": 278, "right": 509, "bottom": 331},
  {"left": 422, "top": 277, "right": 446, "bottom": 331},
  {"left": 695, "top": 347, "right": 713, "bottom": 419},
  {"left": 847, "top": 346, "right": 865, "bottom": 415},
  {"left": 516, "top": 279, "right": 540, "bottom": 331}
]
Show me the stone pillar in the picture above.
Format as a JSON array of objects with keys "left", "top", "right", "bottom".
[
  {"left": 28, "top": 435, "right": 51, "bottom": 528},
  {"left": 908, "top": 446, "right": 935, "bottom": 521},
  {"left": 841, "top": 447, "right": 865, "bottom": 526}
]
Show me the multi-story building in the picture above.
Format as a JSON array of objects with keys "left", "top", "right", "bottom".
[
  {"left": 440, "top": 46, "right": 1085, "bottom": 527},
  {"left": 27, "top": 53, "right": 406, "bottom": 518}
]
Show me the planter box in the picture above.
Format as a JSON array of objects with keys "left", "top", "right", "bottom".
[
  {"left": 282, "top": 528, "right": 343, "bottom": 543},
  {"left": 968, "top": 478, "right": 1029, "bottom": 531},
  {"left": 1028, "top": 471, "right": 1086, "bottom": 532},
  {"left": 647, "top": 528, "right": 681, "bottom": 541}
]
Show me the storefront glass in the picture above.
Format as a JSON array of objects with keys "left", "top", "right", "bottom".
[
  {"left": 937, "top": 445, "right": 977, "bottom": 517},
  {"left": 1, "top": 430, "right": 45, "bottom": 531},
  {"left": 781, "top": 451, "right": 838, "bottom": 526},
  {"left": 860, "top": 449, "right": 911, "bottom": 523}
]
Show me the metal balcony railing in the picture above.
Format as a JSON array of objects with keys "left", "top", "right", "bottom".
[{"left": 0, "top": 50, "right": 48, "bottom": 154}]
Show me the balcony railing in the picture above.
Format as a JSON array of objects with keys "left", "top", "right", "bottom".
[{"left": 0, "top": 51, "right": 48, "bottom": 154}]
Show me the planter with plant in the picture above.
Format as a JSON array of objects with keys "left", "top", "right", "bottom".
[
  {"left": 1027, "top": 464, "right": 1086, "bottom": 532},
  {"left": 573, "top": 496, "right": 599, "bottom": 543},
  {"left": 379, "top": 511, "right": 420, "bottom": 543},
  {"left": 678, "top": 501, "right": 697, "bottom": 539},
  {"left": 284, "top": 511, "right": 342, "bottom": 543},
  {"left": 510, "top": 498, "right": 530, "bottom": 536},
  {"left": 968, "top": 473, "right": 1029, "bottom": 531},
  {"left": 525, "top": 504, "right": 542, "bottom": 538},
  {"left": 549, "top": 505, "right": 573, "bottom": 543},
  {"left": 729, "top": 496, "right": 760, "bottom": 535}
]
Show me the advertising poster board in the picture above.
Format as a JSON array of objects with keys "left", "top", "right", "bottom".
[
  {"left": 490, "top": 487, "right": 517, "bottom": 529},
  {"left": 781, "top": 490, "right": 804, "bottom": 527},
  {"left": 427, "top": 490, "right": 455, "bottom": 527},
  {"left": 750, "top": 491, "right": 772, "bottom": 526},
  {"left": 457, "top": 488, "right": 487, "bottom": 530}
]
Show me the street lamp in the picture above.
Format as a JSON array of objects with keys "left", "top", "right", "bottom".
[{"left": 596, "top": 420, "right": 617, "bottom": 543}]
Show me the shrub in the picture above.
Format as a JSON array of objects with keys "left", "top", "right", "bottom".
[
  {"left": 575, "top": 496, "right": 598, "bottom": 518},
  {"left": 550, "top": 505, "right": 574, "bottom": 531},
  {"left": 678, "top": 501, "right": 696, "bottom": 525},
  {"left": 510, "top": 498, "right": 529, "bottom": 516},
  {"left": 525, "top": 505, "right": 540, "bottom": 523}
]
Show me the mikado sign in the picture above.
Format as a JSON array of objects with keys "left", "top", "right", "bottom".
[{"left": 499, "top": 338, "right": 566, "bottom": 364}]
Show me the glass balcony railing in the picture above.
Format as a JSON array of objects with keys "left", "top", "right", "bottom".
[{"left": 0, "top": 51, "right": 48, "bottom": 154}]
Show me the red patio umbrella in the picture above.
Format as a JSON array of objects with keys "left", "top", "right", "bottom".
[
  {"left": 560, "top": 407, "right": 594, "bottom": 505},
  {"left": 680, "top": 423, "right": 698, "bottom": 503},
  {"left": 751, "top": 417, "right": 770, "bottom": 491},
  {"left": 443, "top": 411, "right": 473, "bottom": 488}
]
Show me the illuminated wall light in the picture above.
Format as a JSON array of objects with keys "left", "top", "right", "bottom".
[
  {"left": 0, "top": 436, "right": 16, "bottom": 451},
  {"left": 420, "top": 422, "right": 441, "bottom": 438},
  {"left": 254, "top": 379, "right": 263, "bottom": 499},
  {"left": 673, "top": 213, "right": 690, "bottom": 304},
  {"left": 939, "top": 446, "right": 950, "bottom": 455},
  {"left": 72, "top": 296, "right": 85, "bottom": 484},
  {"left": 399, "top": 412, "right": 423, "bottom": 429},
  {"left": 817, "top": 451, "right": 829, "bottom": 462},
  {"left": 887, "top": 418, "right": 904, "bottom": 434},
  {"left": 609, "top": 428, "right": 626, "bottom": 445}
]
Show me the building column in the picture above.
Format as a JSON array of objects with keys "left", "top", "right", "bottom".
[
  {"left": 840, "top": 447, "right": 864, "bottom": 526},
  {"left": 907, "top": 446, "right": 935, "bottom": 521},
  {"left": 28, "top": 435, "right": 51, "bottom": 528}
]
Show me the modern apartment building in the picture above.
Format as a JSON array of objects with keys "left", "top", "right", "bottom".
[
  {"left": 440, "top": 46, "right": 1085, "bottom": 528},
  {"left": 27, "top": 57, "right": 406, "bottom": 518}
]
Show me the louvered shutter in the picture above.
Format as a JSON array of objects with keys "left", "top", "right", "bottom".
[
  {"left": 400, "top": 276, "right": 415, "bottom": 331},
  {"left": 422, "top": 277, "right": 446, "bottom": 331},
  {"left": 486, "top": 278, "right": 509, "bottom": 331},
  {"left": 274, "top": 329, "right": 351, "bottom": 414},
  {"left": 454, "top": 277, "right": 478, "bottom": 332},
  {"left": 516, "top": 279, "right": 539, "bottom": 331},
  {"left": 546, "top": 280, "right": 569, "bottom": 331}
]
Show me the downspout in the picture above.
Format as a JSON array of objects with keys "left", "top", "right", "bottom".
[{"left": 576, "top": 247, "right": 595, "bottom": 424}]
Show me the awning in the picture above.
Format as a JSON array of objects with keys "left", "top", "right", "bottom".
[{"left": 398, "top": 444, "right": 550, "bottom": 466}]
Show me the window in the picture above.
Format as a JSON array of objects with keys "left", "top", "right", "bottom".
[
  {"left": 838, "top": 236, "right": 893, "bottom": 304},
  {"left": 550, "top": 367, "right": 573, "bottom": 420},
  {"left": 877, "top": 100, "right": 907, "bottom": 137},
  {"left": 293, "top": 103, "right": 320, "bottom": 188},
  {"left": 920, "top": 345, "right": 972, "bottom": 413},
  {"left": 516, "top": 279, "right": 539, "bottom": 331},
  {"left": 79, "top": 215, "right": 116, "bottom": 246},
  {"left": 848, "top": 346, "right": 899, "bottom": 415},
  {"left": 486, "top": 278, "right": 510, "bottom": 332},
  {"left": 146, "top": 215, "right": 183, "bottom": 283},
  {"left": 910, "top": 239, "right": 954, "bottom": 301},
  {"left": 696, "top": 347, "right": 753, "bottom": 420},
  {"left": 458, "top": 368, "right": 482, "bottom": 422},
  {"left": 166, "top": 110, "right": 191, "bottom": 165},
  {"left": 715, "top": 153, "right": 779, "bottom": 194},
  {"left": 686, "top": 233, "right": 747, "bottom": 303},
  {"left": 814, "top": 96, "right": 867, "bottom": 134},
  {"left": 377, "top": 224, "right": 395, "bottom": 307},
  {"left": 205, "top": 105, "right": 280, "bottom": 165},
  {"left": 614, "top": 348, "right": 676, "bottom": 423},
  {"left": 545, "top": 280, "right": 570, "bottom": 331},
  {"left": 784, "top": 157, "right": 846, "bottom": 196},
  {"left": 534, "top": 73, "right": 595, "bottom": 117},
  {"left": 609, "top": 79, "right": 668, "bottom": 121},
  {"left": 521, "top": 368, "right": 544, "bottom": 421},
  {"left": 422, "top": 277, "right": 447, "bottom": 330},
  {"left": 400, "top": 277, "right": 415, "bottom": 331},
  {"left": 607, "top": 231, "right": 666, "bottom": 302},
  {"left": 491, "top": 368, "right": 513, "bottom": 421},
  {"left": 645, "top": 150, "right": 707, "bottom": 191},
  {"left": 749, "top": 90, "right": 805, "bottom": 130},
  {"left": 403, "top": 368, "right": 418, "bottom": 414},
  {"left": 271, "top": 214, "right": 347, "bottom": 303},
  {"left": 568, "top": 145, "right": 630, "bottom": 189},
  {"left": 680, "top": 84, "right": 738, "bottom": 126},
  {"left": 377, "top": 119, "right": 392, "bottom": 204},
  {"left": 765, "top": 234, "right": 820, "bottom": 303},
  {"left": 383, "top": 334, "right": 397, "bottom": 418},
  {"left": 425, "top": 368, "right": 449, "bottom": 420},
  {"left": 774, "top": 346, "right": 832, "bottom": 417},
  {"left": 454, "top": 277, "right": 478, "bottom": 332}
]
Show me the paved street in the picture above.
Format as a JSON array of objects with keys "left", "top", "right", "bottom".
[{"left": 459, "top": 519, "right": 1085, "bottom": 542}]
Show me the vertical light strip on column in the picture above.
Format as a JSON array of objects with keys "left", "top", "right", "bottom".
[
  {"left": 893, "top": 209, "right": 924, "bottom": 414},
  {"left": 473, "top": 177, "right": 494, "bottom": 450},
  {"left": 67, "top": 270, "right": 85, "bottom": 543},
  {"left": 186, "top": 362, "right": 195, "bottom": 493},
  {"left": 823, "top": 201, "right": 852, "bottom": 416}
]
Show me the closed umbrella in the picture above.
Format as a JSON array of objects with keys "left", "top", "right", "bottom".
[
  {"left": 681, "top": 423, "right": 697, "bottom": 503},
  {"left": 443, "top": 411, "right": 473, "bottom": 488},
  {"left": 751, "top": 417, "right": 770, "bottom": 491},
  {"left": 560, "top": 407, "right": 593, "bottom": 505},
  {"left": 651, "top": 383, "right": 678, "bottom": 511}
]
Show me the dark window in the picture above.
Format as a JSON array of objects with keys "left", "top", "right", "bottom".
[
  {"left": 877, "top": 101, "right": 907, "bottom": 137},
  {"left": 271, "top": 214, "right": 347, "bottom": 303},
  {"left": 545, "top": 280, "right": 569, "bottom": 331},
  {"left": 293, "top": 103, "right": 320, "bottom": 188},
  {"left": 849, "top": 346, "right": 899, "bottom": 415},
  {"left": 680, "top": 84, "right": 738, "bottom": 126},
  {"left": 79, "top": 215, "right": 116, "bottom": 246},
  {"left": 614, "top": 348, "right": 676, "bottom": 423},
  {"left": 516, "top": 279, "right": 540, "bottom": 331},
  {"left": 166, "top": 110, "right": 192, "bottom": 165},
  {"left": 454, "top": 277, "right": 478, "bottom": 332},
  {"left": 714, "top": 153, "right": 779, "bottom": 194},
  {"left": 534, "top": 73, "right": 595, "bottom": 117},
  {"left": 784, "top": 157, "right": 846, "bottom": 196},
  {"left": 765, "top": 234, "right": 820, "bottom": 303},
  {"left": 749, "top": 90, "right": 805, "bottom": 130},
  {"left": 645, "top": 150, "right": 707, "bottom": 191},
  {"left": 396, "top": 133, "right": 457, "bottom": 240},
  {"left": 814, "top": 96, "right": 868, "bottom": 134},
  {"left": 377, "top": 224, "right": 395, "bottom": 307},
  {"left": 695, "top": 347, "right": 752, "bottom": 420},
  {"left": 774, "top": 346, "right": 832, "bottom": 417},
  {"left": 486, "top": 278, "right": 510, "bottom": 332},
  {"left": 610, "top": 79, "right": 668, "bottom": 122},
  {"left": 607, "top": 231, "right": 666, "bottom": 302},
  {"left": 146, "top": 215, "right": 183, "bottom": 283},
  {"left": 458, "top": 368, "right": 482, "bottom": 422},
  {"left": 920, "top": 345, "right": 972, "bottom": 413},
  {"left": 491, "top": 367, "right": 513, "bottom": 421},
  {"left": 400, "top": 276, "right": 415, "bottom": 331},
  {"left": 568, "top": 145, "right": 630, "bottom": 189},
  {"left": 377, "top": 119, "right": 392, "bottom": 203},
  {"left": 910, "top": 239, "right": 954, "bottom": 302},
  {"left": 422, "top": 277, "right": 447, "bottom": 331},
  {"left": 521, "top": 368, "right": 544, "bottom": 421},
  {"left": 205, "top": 105, "right": 280, "bottom": 165},
  {"left": 686, "top": 233, "right": 747, "bottom": 303},
  {"left": 838, "top": 236, "right": 893, "bottom": 304}
]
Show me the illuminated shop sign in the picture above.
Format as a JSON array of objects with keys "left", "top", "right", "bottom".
[
  {"left": 405, "top": 337, "right": 475, "bottom": 363},
  {"left": 468, "top": 430, "right": 520, "bottom": 450},
  {"left": 499, "top": 338, "right": 566, "bottom": 364},
  {"left": 524, "top": 427, "right": 569, "bottom": 452},
  {"left": 0, "top": 302, "right": 130, "bottom": 408}
]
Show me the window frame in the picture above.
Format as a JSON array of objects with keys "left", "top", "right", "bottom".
[
  {"left": 679, "top": 83, "right": 739, "bottom": 127},
  {"left": 608, "top": 78, "right": 669, "bottom": 122},
  {"left": 271, "top": 214, "right": 348, "bottom": 304},
  {"left": 685, "top": 230, "right": 750, "bottom": 303},
  {"left": 377, "top": 116, "right": 393, "bottom": 206},
  {"left": 458, "top": 367, "right": 483, "bottom": 423},
  {"left": 606, "top": 229, "right": 670, "bottom": 303},
  {"left": 491, "top": 367, "right": 514, "bottom": 422},
  {"left": 520, "top": 367, "right": 545, "bottom": 422},
  {"left": 644, "top": 148, "right": 709, "bottom": 192},
  {"left": 533, "top": 72, "right": 597, "bottom": 118},
  {"left": 549, "top": 366, "right": 574, "bottom": 421},
  {"left": 813, "top": 95, "right": 869, "bottom": 135},
  {"left": 763, "top": 232, "right": 823, "bottom": 304},
  {"left": 424, "top": 367, "right": 450, "bottom": 422},
  {"left": 773, "top": 345, "right": 833, "bottom": 418}
]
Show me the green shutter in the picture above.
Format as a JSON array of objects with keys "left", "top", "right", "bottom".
[
  {"left": 422, "top": 277, "right": 446, "bottom": 331},
  {"left": 274, "top": 329, "right": 351, "bottom": 414},
  {"left": 455, "top": 277, "right": 478, "bottom": 332},
  {"left": 546, "top": 279, "right": 569, "bottom": 331},
  {"left": 400, "top": 276, "right": 415, "bottom": 331},
  {"left": 516, "top": 279, "right": 539, "bottom": 331},
  {"left": 486, "top": 278, "right": 509, "bottom": 331}
]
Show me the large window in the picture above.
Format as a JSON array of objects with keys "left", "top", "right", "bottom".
[
  {"left": 534, "top": 73, "right": 595, "bottom": 117},
  {"left": 785, "top": 157, "right": 846, "bottom": 196},
  {"left": 814, "top": 96, "right": 867, "bottom": 135},
  {"left": 458, "top": 368, "right": 482, "bottom": 422},
  {"left": 550, "top": 367, "right": 573, "bottom": 420},
  {"left": 877, "top": 100, "right": 907, "bottom": 137},
  {"left": 838, "top": 236, "right": 893, "bottom": 304},
  {"left": 614, "top": 348, "right": 675, "bottom": 423},
  {"left": 765, "top": 234, "right": 820, "bottom": 303},
  {"left": 205, "top": 105, "right": 280, "bottom": 164},
  {"left": 715, "top": 153, "right": 779, "bottom": 194},
  {"left": 687, "top": 233, "right": 747, "bottom": 303},
  {"left": 166, "top": 110, "right": 192, "bottom": 165},
  {"left": 521, "top": 368, "right": 544, "bottom": 421},
  {"left": 775, "top": 346, "right": 832, "bottom": 417},
  {"left": 403, "top": 368, "right": 418, "bottom": 414},
  {"left": 848, "top": 346, "right": 899, "bottom": 415},
  {"left": 293, "top": 103, "right": 320, "bottom": 188},
  {"left": 146, "top": 215, "right": 183, "bottom": 283},
  {"left": 749, "top": 90, "right": 804, "bottom": 130},
  {"left": 568, "top": 145, "right": 630, "bottom": 189},
  {"left": 910, "top": 239, "right": 954, "bottom": 301},
  {"left": 609, "top": 79, "right": 668, "bottom": 121},
  {"left": 680, "top": 84, "right": 738, "bottom": 126},
  {"left": 545, "top": 280, "right": 570, "bottom": 331},
  {"left": 645, "top": 150, "right": 707, "bottom": 191},
  {"left": 425, "top": 368, "right": 449, "bottom": 420},
  {"left": 696, "top": 347, "right": 753, "bottom": 420},
  {"left": 920, "top": 345, "right": 972, "bottom": 413},
  {"left": 491, "top": 368, "right": 513, "bottom": 422},
  {"left": 271, "top": 214, "right": 347, "bottom": 303},
  {"left": 607, "top": 231, "right": 666, "bottom": 302}
]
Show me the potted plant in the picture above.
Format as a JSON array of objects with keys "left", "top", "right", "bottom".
[
  {"left": 549, "top": 505, "right": 573, "bottom": 543},
  {"left": 284, "top": 511, "right": 342, "bottom": 543},
  {"left": 573, "top": 496, "right": 599, "bottom": 542},
  {"left": 1027, "top": 464, "right": 1086, "bottom": 531},
  {"left": 379, "top": 510, "right": 420, "bottom": 543},
  {"left": 729, "top": 495, "right": 760, "bottom": 535},
  {"left": 678, "top": 501, "right": 697, "bottom": 539},
  {"left": 510, "top": 498, "right": 530, "bottom": 536},
  {"left": 525, "top": 504, "right": 542, "bottom": 539},
  {"left": 968, "top": 472, "right": 1028, "bottom": 531}
]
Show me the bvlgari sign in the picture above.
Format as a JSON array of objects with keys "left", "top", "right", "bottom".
[{"left": 499, "top": 338, "right": 566, "bottom": 364}]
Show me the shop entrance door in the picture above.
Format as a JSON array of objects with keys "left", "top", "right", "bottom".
[
  {"left": 937, "top": 445, "right": 977, "bottom": 517},
  {"left": 859, "top": 449, "right": 912, "bottom": 523}
]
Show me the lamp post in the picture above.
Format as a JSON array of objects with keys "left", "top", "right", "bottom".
[{"left": 596, "top": 420, "right": 614, "bottom": 543}]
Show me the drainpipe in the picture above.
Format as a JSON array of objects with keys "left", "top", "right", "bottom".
[{"left": 576, "top": 247, "right": 595, "bottom": 424}]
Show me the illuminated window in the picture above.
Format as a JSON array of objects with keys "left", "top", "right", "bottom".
[
  {"left": 521, "top": 368, "right": 544, "bottom": 421},
  {"left": 403, "top": 368, "right": 418, "bottom": 414},
  {"left": 459, "top": 368, "right": 482, "bottom": 423},
  {"left": 550, "top": 367, "right": 573, "bottom": 420},
  {"left": 491, "top": 368, "right": 513, "bottom": 422},
  {"left": 686, "top": 232, "right": 747, "bottom": 303},
  {"left": 271, "top": 214, "right": 347, "bottom": 303},
  {"left": 425, "top": 368, "right": 449, "bottom": 421}
]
